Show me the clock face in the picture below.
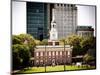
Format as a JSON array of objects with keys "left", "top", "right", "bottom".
[
  {"left": 52, "top": 33, "right": 55, "bottom": 39},
  {"left": 52, "top": 34, "right": 55, "bottom": 37}
]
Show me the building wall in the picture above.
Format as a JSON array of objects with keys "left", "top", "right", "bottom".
[
  {"left": 77, "top": 31, "right": 94, "bottom": 37},
  {"left": 27, "top": 2, "right": 50, "bottom": 40},
  {"left": 33, "top": 46, "right": 72, "bottom": 66},
  {"left": 53, "top": 4, "right": 77, "bottom": 39},
  {"left": 77, "top": 26, "right": 94, "bottom": 37}
]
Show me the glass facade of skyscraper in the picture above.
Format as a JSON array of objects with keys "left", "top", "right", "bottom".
[{"left": 27, "top": 2, "right": 48, "bottom": 41}]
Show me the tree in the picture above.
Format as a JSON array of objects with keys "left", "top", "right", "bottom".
[
  {"left": 72, "top": 45, "right": 83, "bottom": 56},
  {"left": 12, "top": 34, "right": 36, "bottom": 70},
  {"left": 65, "top": 35, "right": 83, "bottom": 56},
  {"left": 80, "top": 37, "right": 96, "bottom": 55},
  {"left": 12, "top": 35, "right": 22, "bottom": 44},
  {"left": 39, "top": 39, "right": 48, "bottom": 45},
  {"left": 81, "top": 37, "right": 96, "bottom": 66},
  {"left": 34, "top": 39, "right": 41, "bottom": 45},
  {"left": 83, "top": 54, "right": 95, "bottom": 64},
  {"left": 13, "top": 34, "right": 36, "bottom": 57},
  {"left": 12, "top": 44, "right": 21, "bottom": 70},
  {"left": 12, "top": 44, "right": 30, "bottom": 69},
  {"left": 66, "top": 34, "right": 82, "bottom": 46}
]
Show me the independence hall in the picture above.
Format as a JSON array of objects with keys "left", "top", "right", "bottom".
[{"left": 33, "top": 45, "right": 72, "bottom": 66}]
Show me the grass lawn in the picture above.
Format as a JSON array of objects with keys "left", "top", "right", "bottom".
[
  {"left": 46, "top": 65, "right": 64, "bottom": 72},
  {"left": 15, "top": 65, "right": 96, "bottom": 74},
  {"left": 16, "top": 67, "right": 45, "bottom": 73},
  {"left": 66, "top": 65, "right": 95, "bottom": 71}
]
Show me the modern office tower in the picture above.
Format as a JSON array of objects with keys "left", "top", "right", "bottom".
[
  {"left": 76, "top": 26, "right": 94, "bottom": 37},
  {"left": 27, "top": 2, "right": 50, "bottom": 41},
  {"left": 52, "top": 4, "right": 77, "bottom": 39}
]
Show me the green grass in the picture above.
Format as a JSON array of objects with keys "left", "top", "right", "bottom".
[
  {"left": 15, "top": 65, "right": 96, "bottom": 74},
  {"left": 66, "top": 65, "right": 95, "bottom": 70},
  {"left": 46, "top": 65, "right": 64, "bottom": 72},
  {"left": 17, "top": 67, "right": 45, "bottom": 73}
]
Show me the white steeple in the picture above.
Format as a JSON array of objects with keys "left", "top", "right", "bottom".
[{"left": 49, "top": 9, "right": 58, "bottom": 41}]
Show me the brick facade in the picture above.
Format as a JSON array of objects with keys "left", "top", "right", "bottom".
[{"left": 33, "top": 45, "right": 72, "bottom": 66}]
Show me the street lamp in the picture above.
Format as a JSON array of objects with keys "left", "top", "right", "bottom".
[
  {"left": 45, "top": 44, "right": 46, "bottom": 72},
  {"left": 63, "top": 40, "right": 66, "bottom": 71},
  {"left": 42, "top": 39, "right": 47, "bottom": 72}
]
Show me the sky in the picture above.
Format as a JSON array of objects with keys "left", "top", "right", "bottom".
[{"left": 77, "top": 5, "right": 96, "bottom": 30}]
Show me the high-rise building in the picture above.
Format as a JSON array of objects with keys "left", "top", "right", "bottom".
[
  {"left": 52, "top": 4, "right": 77, "bottom": 39},
  {"left": 27, "top": 2, "right": 50, "bottom": 41}
]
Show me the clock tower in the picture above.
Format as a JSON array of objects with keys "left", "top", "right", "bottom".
[{"left": 48, "top": 9, "right": 59, "bottom": 46}]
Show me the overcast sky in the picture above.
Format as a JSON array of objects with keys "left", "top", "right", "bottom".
[{"left": 77, "top": 5, "right": 96, "bottom": 29}]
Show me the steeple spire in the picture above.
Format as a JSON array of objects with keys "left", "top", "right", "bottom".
[
  {"left": 51, "top": 9, "right": 56, "bottom": 29},
  {"left": 49, "top": 8, "right": 58, "bottom": 41},
  {"left": 48, "top": 8, "right": 59, "bottom": 46},
  {"left": 52, "top": 9, "right": 55, "bottom": 23}
]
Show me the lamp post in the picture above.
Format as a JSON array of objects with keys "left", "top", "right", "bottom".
[
  {"left": 61, "top": 39, "right": 66, "bottom": 71},
  {"left": 45, "top": 44, "right": 46, "bottom": 72},
  {"left": 42, "top": 39, "right": 47, "bottom": 72},
  {"left": 63, "top": 40, "right": 66, "bottom": 71}
]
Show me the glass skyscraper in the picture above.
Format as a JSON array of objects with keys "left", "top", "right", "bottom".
[{"left": 27, "top": 2, "right": 49, "bottom": 41}]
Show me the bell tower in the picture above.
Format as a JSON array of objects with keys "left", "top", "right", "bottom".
[{"left": 48, "top": 9, "right": 59, "bottom": 46}]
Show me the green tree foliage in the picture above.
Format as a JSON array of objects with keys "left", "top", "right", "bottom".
[
  {"left": 83, "top": 53, "right": 95, "bottom": 64},
  {"left": 81, "top": 37, "right": 96, "bottom": 50},
  {"left": 83, "top": 48, "right": 96, "bottom": 65},
  {"left": 12, "top": 34, "right": 36, "bottom": 70},
  {"left": 72, "top": 45, "right": 83, "bottom": 56},
  {"left": 19, "top": 34, "right": 36, "bottom": 47},
  {"left": 63, "top": 35, "right": 96, "bottom": 57},
  {"left": 80, "top": 37, "right": 96, "bottom": 55},
  {"left": 66, "top": 34, "right": 82, "bottom": 46},
  {"left": 59, "top": 38, "right": 67, "bottom": 45},
  {"left": 12, "top": 44, "right": 30, "bottom": 69},
  {"left": 12, "top": 35, "right": 22, "bottom": 44},
  {"left": 39, "top": 39, "right": 48, "bottom": 45},
  {"left": 65, "top": 35, "right": 83, "bottom": 56},
  {"left": 34, "top": 39, "right": 41, "bottom": 45}
]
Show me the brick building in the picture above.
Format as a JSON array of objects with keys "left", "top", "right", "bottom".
[{"left": 32, "top": 45, "right": 72, "bottom": 66}]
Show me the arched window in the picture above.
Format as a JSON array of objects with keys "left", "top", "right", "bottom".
[
  {"left": 40, "top": 52, "right": 43, "bottom": 56},
  {"left": 60, "top": 51, "right": 62, "bottom": 55},
  {"left": 56, "top": 51, "right": 58, "bottom": 55},
  {"left": 36, "top": 52, "right": 39, "bottom": 56},
  {"left": 52, "top": 51, "right": 55, "bottom": 56},
  {"left": 49, "top": 52, "right": 51, "bottom": 56}
]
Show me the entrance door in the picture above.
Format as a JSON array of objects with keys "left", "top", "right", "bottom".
[{"left": 52, "top": 59, "right": 55, "bottom": 66}]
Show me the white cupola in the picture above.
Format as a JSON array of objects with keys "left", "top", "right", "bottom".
[{"left": 49, "top": 9, "right": 58, "bottom": 41}]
